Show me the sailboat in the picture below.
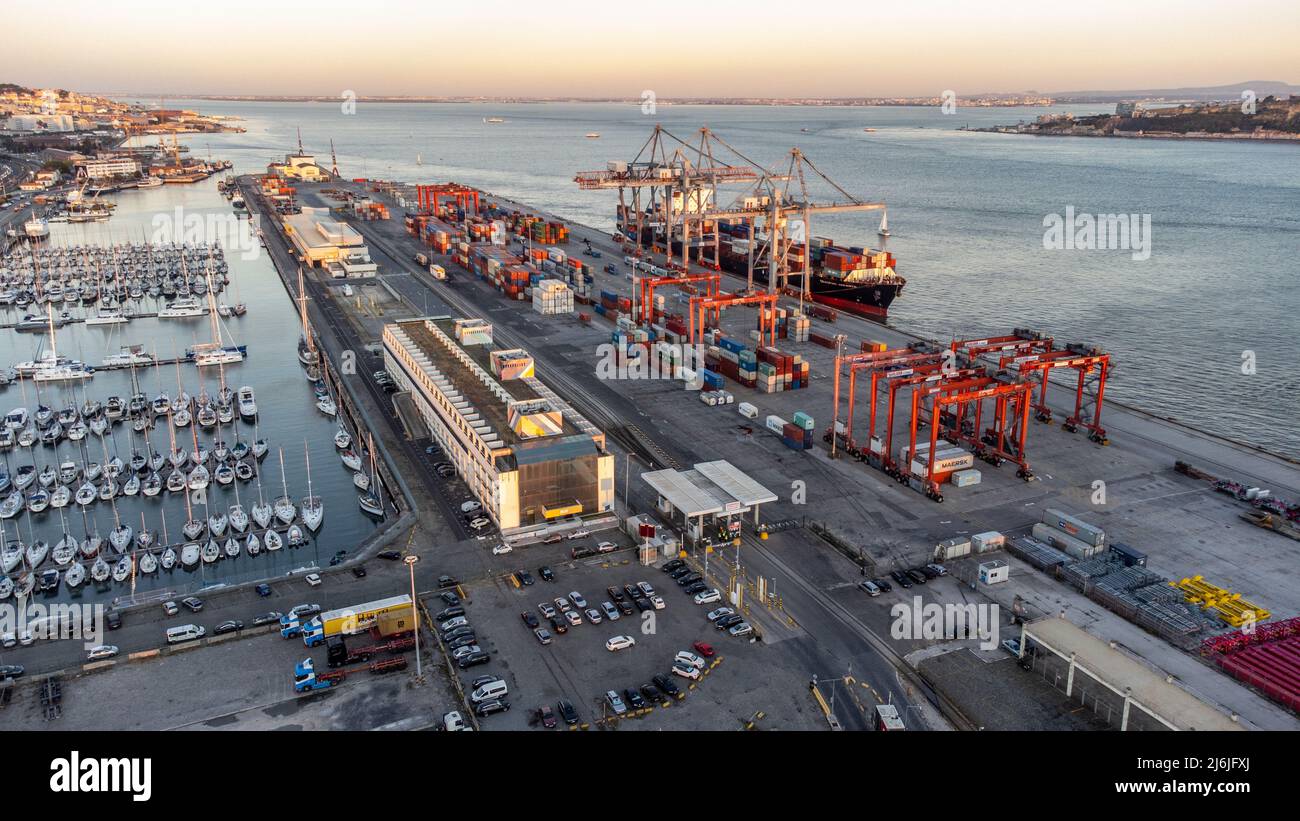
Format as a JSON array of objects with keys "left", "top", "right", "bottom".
[
  {"left": 273, "top": 447, "right": 296, "bottom": 525},
  {"left": 296, "top": 267, "right": 320, "bottom": 372},
  {"left": 301, "top": 441, "right": 323, "bottom": 533},
  {"left": 877, "top": 210, "right": 890, "bottom": 238},
  {"left": 32, "top": 304, "right": 94, "bottom": 383},
  {"left": 358, "top": 433, "right": 384, "bottom": 519},
  {"left": 251, "top": 450, "right": 273, "bottom": 529},
  {"left": 189, "top": 259, "right": 246, "bottom": 366}
]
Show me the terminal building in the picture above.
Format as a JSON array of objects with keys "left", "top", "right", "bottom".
[
  {"left": 382, "top": 316, "right": 615, "bottom": 531},
  {"left": 282, "top": 207, "right": 378, "bottom": 276}
]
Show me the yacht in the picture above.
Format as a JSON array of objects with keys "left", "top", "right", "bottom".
[
  {"left": 237, "top": 386, "right": 257, "bottom": 420},
  {"left": 158, "top": 299, "right": 205, "bottom": 319},
  {"left": 86, "top": 307, "right": 130, "bottom": 326}
]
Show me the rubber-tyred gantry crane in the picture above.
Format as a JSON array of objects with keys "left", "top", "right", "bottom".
[
  {"left": 687, "top": 292, "right": 779, "bottom": 348},
  {"left": 637, "top": 272, "right": 720, "bottom": 326},
  {"left": 998, "top": 345, "right": 1112, "bottom": 444}
]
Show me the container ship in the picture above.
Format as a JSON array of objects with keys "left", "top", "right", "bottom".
[{"left": 617, "top": 211, "right": 905, "bottom": 320}]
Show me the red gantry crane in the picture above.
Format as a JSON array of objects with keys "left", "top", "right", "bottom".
[
  {"left": 998, "top": 344, "right": 1112, "bottom": 444},
  {"left": 637, "top": 272, "right": 721, "bottom": 327},
  {"left": 687, "top": 291, "right": 780, "bottom": 348}
]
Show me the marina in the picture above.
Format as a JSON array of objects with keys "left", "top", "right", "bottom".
[{"left": 0, "top": 180, "right": 383, "bottom": 603}]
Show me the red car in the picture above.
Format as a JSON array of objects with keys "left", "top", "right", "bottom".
[
  {"left": 692, "top": 641, "right": 714, "bottom": 658},
  {"left": 537, "top": 704, "right": 557, "bottom": 729}
]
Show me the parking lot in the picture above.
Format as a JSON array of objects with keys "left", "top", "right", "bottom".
[{"left": 438, "top": 551, "right": 826, "bottom": 730}]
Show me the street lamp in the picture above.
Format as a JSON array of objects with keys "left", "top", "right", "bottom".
[{"left": 404, "top": 554, "right": 422, "bottom": 683}]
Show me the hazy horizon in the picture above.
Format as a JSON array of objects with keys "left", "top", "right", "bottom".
[{"left": 8, "top": 0, "right": 1298, "bottom": 99}]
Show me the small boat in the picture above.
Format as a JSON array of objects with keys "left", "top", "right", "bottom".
[
  {"left": 251, "top": 500, "right": 272, "bottom": 529},
  {"left": 142, "top": 472, "right": 163, "bottom": 496},
  {"left": 38, "top": 568, "right": 59, "bottom": 593},
  {"left": 214, "top": 464, "right": 234, "bottom": 485},
  {"left": 165, "top": 470, "right": 186, "bottom": 493},
  {"left": 264, "top": 529, "right": 283, "bottom": 551},
  {"left": 52, "top": 534, "right": 77, "bottom": 565},
  {"left": 64, "top": 561, "right": 85, "bottom": 588},
  {"left": 341, "top": 449, "right": 362, "bottom": 472},
  {"left": 173, "top": 408, "right": 192, "bottom": 427},
  {"left": 245, "top": 532, "right": 261, "bottom": 555},
  {"left": 208, "top": 511, "right": 228, "bottom": 537},
  {"left": 122, "top": 474, "right": 140, "bottom": 496},
  {"left": 98, "top": 480, "right": 118, "bottom": 501},
  {"left": 80, "top": 534, "right": 102, "bottom": 559},
  {"left": 38, "top": 464, "right": 57, "bottom": 488},
  {"left": 158, "top": 299, "right": 205, "bottom": 319},
  {"left": 187, "top": 464, "right": 210, "bottom": 490},
  {"left": 238, "top": 386, "right": 257, "bottom": 420},
  {"left": 50, "top": 485, "right": 70, "bottom": 508},
  {"left": 287, "top": 525, "right": 305, "bottom": 547},
  {"left": 138, "top": 551, "right": 158, "bottom": 574},
  {"left": 85, "top": 462, "right": 103, "bottom": 481},
  {"left": 0, "top": 575, "right": 11, "bottom": 599},
  {"left": 182, "top": 519, "right": 206, "bottom": 541},
  {"left": 223, "top": 537, "right": 240, "bottom": 558},
  {"left": 58, "top": 461, "right": 80, "bottom": 484},
  {"left": 135, "top": 529, "right": 155, "bottom": 550},
  {"left": 109, "top": 525, "right": 133, "bottom": 554},
  {"left": 234, "top": 460, "right": 254, "bottom": 481},
  {"left": 316, "top": 396, "right": 337, "bottom": 417},
  {"left": 25, "top": 539, "right": 49, "bottom": 568},
  {"left": 252, "top": 439, "right": 269, "bottom": 460},
  {"left": 229, "top": 504, "right": 249, "bottom": 533},
  {"left": 26, "top": 488, "right": 50, "bottom": 513},
  {"left": 90, "top": 556, "right": 111, "bottom": 582},
  {"left": 14, "top": 465, "right": 37, "bottom": 490},
  {"left": 359, "top": 492, "right": 384, "bottom": 518},
  {"left": 878, "top": 210, "right": 890, "bottom": 238},
  {"left": 180, "top": 543, "right": 200, "bottom": 568},
  {"left": 353, "top": 471, "right": 370, "bottom": 491},
  {"left": 160, "top": 547, "right": 177, "bottom": 570},
  {"left": 201, "top": 540, "right": 220, "bottom": 564},
  {"left": 111, "top": 555, "right": 131, "bottom": 582},
  {"left": 334, "top": 428, "right": 352, "bottom": 450},
  {"left": 0, "top": 491, "right": 24, "bottom": 519}
]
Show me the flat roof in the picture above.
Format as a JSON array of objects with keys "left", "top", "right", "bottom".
[
  {"left": 642, "top": 460, "right": 776, "bottom": 518},
  {"left": 1025, "top": 616, "right": 1244, "bottom": 731}
]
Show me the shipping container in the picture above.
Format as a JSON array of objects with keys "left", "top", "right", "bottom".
[
  {"left": 1040, "top": 508, "right": 1105, "bottom": 548},
  {"left": 1031, "top": 522, "right": 1101, "bottom": 560},
  {"left": 971, "top": 531, "right": 1005, "bottom": 552}
]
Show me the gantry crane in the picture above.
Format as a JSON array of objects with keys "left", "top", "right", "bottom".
[
  {"left": 687, "top": 292, "right": 780, "bottom": 348},
  {"left": 637, "top": 272, "right": 720, "bottom": 326},
  {"left": 998, "top": 345, "right": 1112, "bottom": 444}
]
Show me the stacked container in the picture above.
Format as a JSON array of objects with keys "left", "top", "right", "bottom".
[{"left": 532, "top": 279, "right": 574, "bottom": 315}]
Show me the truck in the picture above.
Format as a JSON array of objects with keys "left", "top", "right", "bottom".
[
  {"left": 874, "top": 704, "right": 906, "bottom": 731},
  {"left": 326, "top": 633, "right": 417, "bottom": 668},
  {"left": 293, "top": 658, "right": 340, "bottom": 692},
  {"left": 414, "top": 252, "right": 429, "bottom": 267},
  {"left": 429, "top": 264, "right": 447, "bottom": 281},
  {"left": 302, "top": 595, "right": 415, "bottom": 647}
]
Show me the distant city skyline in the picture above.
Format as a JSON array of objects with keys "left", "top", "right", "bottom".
[{"left": 10, "top": 0, "right": 1299, "bottom": 98}]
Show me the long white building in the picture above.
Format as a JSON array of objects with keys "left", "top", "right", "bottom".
[{"left": 383, "top": 316, "right": 615, "bottom": 531}]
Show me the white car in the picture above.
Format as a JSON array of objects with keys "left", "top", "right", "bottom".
[
  {"left": 650, "top": 595, "right": 666, "bottom": 610},
  {"left": 469, "top": 517, "right": 492, "bottom": 531},
  {"left": 565, "top": 529, "right": 590, "bottom": 540},
  {"left": 443, "top": 710, "right": 471, "bottom": 731},
  {"left": 693, "top": 588, "right": 722, "bottom": 605},
  {"left": 605, "top": 635, "right": 636, "bottom": 652},
  {"left": 671, "top": 661, "right": 701, "bottom": 680},
  {"left": 87, "top": 645, "right": 119, "bottom": 661},
  {"left": 460, "top": 500, "right": 482, "bottom": 514},
  {"left": 595, "top": 541, "right": 617, "bottom": 553},
  {"left": 439, "top": 616, "right": 469, "bottom": 632},
  {"left": 674, "top": 650, "right": 706, "bottom": 670},
  {"left": 491, "top": 543, "right": 513, "bottom": 555},
  {"left": 305, "top": 573, "right": 322, "bottom": 587},
  {"left": 706, "top": 607, "right": 734, "bottom": 622}
]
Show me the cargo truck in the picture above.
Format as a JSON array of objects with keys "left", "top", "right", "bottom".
[{"left": 301, "top": 595, "right": 415, "bottom": 647}]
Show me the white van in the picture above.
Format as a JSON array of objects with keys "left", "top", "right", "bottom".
[
  {"left": 470, "top": 679, "right": 509, "bottom": 704},
  {"left": 166, "top": 624, "right": 206, "bottom": 645}
]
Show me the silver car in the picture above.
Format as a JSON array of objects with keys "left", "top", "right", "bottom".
[{"left": 87, "top": 645, "right": 119, "bottom": 661}]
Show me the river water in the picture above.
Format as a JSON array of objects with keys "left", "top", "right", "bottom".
[{"left": 148, "top": 99, "right": 1297, "bottom": 457}]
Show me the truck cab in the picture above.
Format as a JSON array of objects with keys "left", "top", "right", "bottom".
[
  {"left": 326, "top": 636, "right": 349, "bottom": 668},
  {"left": 279, "top": 615, "right": 303, "bottom": 639},
  {"left": 301, "top": 616, "right": 327, "bottom": 647}
]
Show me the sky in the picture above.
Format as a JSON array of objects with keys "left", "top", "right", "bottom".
[{"left": 5, "top": 0, "right": 1298, "bottom": 98}]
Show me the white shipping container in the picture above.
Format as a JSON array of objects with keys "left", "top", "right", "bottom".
[
  {"left": 1040, "top": 508, "right": 1105, "bottom": 548},
  {"left": 971, "top": 531, "right": 1005, "bottom": 552},
  {"left": 951, "top": 469, "right": 982, "bottom": 487},
  {"left": 765, "top": 415, "right": 786, "bottom": 435},
  {"left": 934, "top": 537, "right": 972, "bottom": 561},
  {"left": 1032, "top": 523, "right": 1101, "bottom": 560}
]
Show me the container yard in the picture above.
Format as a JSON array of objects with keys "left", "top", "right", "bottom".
[{"left": 252, "top": 143, "right": 1300, "bottom": 736}]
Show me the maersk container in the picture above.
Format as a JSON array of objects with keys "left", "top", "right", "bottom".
[
  {"left": 765, "top": 415, "right": 786, "bottom": 435},
  {"left": 971, "top": 531, "right": 1005, "bottom": 552},
  {"left": 935, "top": 537, "right": 972, "bottom": 561},
  {"left": 1040, "top": 508, "right": 1105, "bottom": 548},
  {"left": 1032, "top": 523, "right": 1100, "bottom": 560}
]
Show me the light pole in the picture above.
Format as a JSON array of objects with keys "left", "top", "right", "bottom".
[{"left": 404, "top": 554, "right": 422, "bottom": 683}]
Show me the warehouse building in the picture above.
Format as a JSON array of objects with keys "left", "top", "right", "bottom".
[
  {"left": 382, "top": 316, "right": 615, "bottom": 531},
  {"left": 283, "top": 207, "right": 376, "bottom": 274}
]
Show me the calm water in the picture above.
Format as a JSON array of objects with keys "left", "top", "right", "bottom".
[
  {"left": 2, "top": 181, "right": 381, "bottom": 603},
  {"left": 134, "top": 99, "right": 1300, "bottom": 456}
]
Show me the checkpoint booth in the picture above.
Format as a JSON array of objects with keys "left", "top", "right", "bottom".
[{"left": 640, "top": 460, "right": 777, "bottom": 549}]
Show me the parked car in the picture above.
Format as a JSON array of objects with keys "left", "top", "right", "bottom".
[
  {"left": 537, "top": 704, "right": 557, "bottom": 729},
  {"left": 490, "top": 542, "right": 511, "bottom": 554},
  {"left": 662, "top": 559, "right": 685, "bottom": 573},
  {"left": 86, "top": 645, "right": 119, "bottom": 661},
  {"left": 707, "top": 607, "right": 734, "bottom": 622},
  {"left": 584, "top": 608, "right": 603, "bottom": 625},
  {"left": 548, "top": 616, "right": 567, "bottom": 635},
  {"left": 568, "top": 591, "right": 588, "bottom": 609},
  {"left": 214, "top": 620, "right": 243, "bottom": 635},
  {"left": 565, "top": 529, "right": 590, "bottom": 540},
  {"left": 351, "top": 566, "right": 367, "bottom": 578},
  {"left": 475, "top": 699, "right": 510, "bottom": 717},
  {"left": 677, "top": 573, "right": 703, "bottom": 587},
  {"left": 637, "top": 581, "right": 656, "bottom": 597},
  {"left": 542, "top": 533, "right": 563, "bottom": 545},
  {"left": 918, "top": 565, "right": 939, "bottom": 580},
  {"left": 640, "top": 683, "right": 664, "bottom": 702},
  {"left": 906, "top": 569, "right": 928, "bottom": 585},
  {"left": 255, "top": 583, "right": 272, "bottom": 597},
  {"left": 538, "top": 602, "right": 557, "bottom": 619},
  {"left": 890, "top": 570, "right": 913, "bottom": 589},
  {"left": 442, "top": 711, "right": 469, "bottom": 732},
  {"left": 600, "top": 601, "right": 620, "bottom": 621},
  {"left": 595, "top": 541, "right": 617, "bottom": 553},
  {"left": 377, "top": 550, "right": 403, "bottom": 561},
  {"left": 859, "top": 580, "right": 881, "bottom": 597},
  {"left": 693, "top": 588, "right": 722, "bottom": 605},
  {"left": 605, "top": 634, "right": 636, "bottom": 652},
  {"left": 716, "top": 614, "right": 745, "bottom": 630},
  {"left": 520, "top": 612, "right": 540, "bottom": 629},
  {"left": 448, "top": 634, "right": 478, "bottom": 651},
  {"left": 674, "top": 650, "right": 706, "bottom": 669},
  {"left": 927, "top": 563, "right": 949, "bottom": 577},
  {"left": 563, "top": 610, "right": 582, "bottom": 627},
  {"left": 728, "top": 621, "right": 753, "bottom": 637},
  {"left": 440, "top": 591, "right": 460, "bottom": 606},
  {"left": 650, "top": 596, "right": 666, "bottom": 610},
  {"left": 252, "top": 612, "right": 282, "bottom": 627},
  {"left": 692, "top": 641, "right": 715, "bottom": 658},
  {"left": 457, "top": 651, "right": 491, "bottom": 669},
  {"left": 443, "top": 626, "right": 474, "bottom": 641},
  {"left": 652, "top": 673, "right": 680, "bottom": 696},
  {"left": 634, "top": 597, "right": 653, "bottom": 612},
  {"left": 557, "top": 699, "right": 579, "bottom": 725},
  {"left": 1002, "top": 638, "right": 1022, "bottom": 656},
  {"left": 623, "top": 688, "right": 646, "bottom": 709},
  {"left": 440, "top": 616, "right": 469, "bottom": 632},
  {"left": 672, "top": 661, "right": 701, "bottom": 680},
  {"left": 554, "top": 596, "right": 571, "bottom": 612},
  {"left": 161, "top": 600, "right": 179, "bottom": 617},
  {"left": 539, "top": 566, "right": 555, "bottom": 582},
  {"left": 605, "top": 690, "right": 627, "bottom": 715},
  {"left": 181, "top": 596, "right": 204, "bottom": 612},
  {"left": 105, "top": 611, "right": 122, "bottom": 631},
  {"left": 606, "top": 585, "right": 626, "bottom": 602},
  {"left": 683, "top": 581, "right": 708, "bottom": 595},
  {"left": 0, "top": 665, "right": 24, "bottom": 679},
  {"left": 516, "top": 570, "right": 535, "bottom": 586},
  {"left": 438, "top": 575, "right": 459, "bottom": 589},
  {"left": 616, "top": 599, "right": 634, "bottom": 616},
  {"left": 570, "top": 546, "right": 595, "bottom": 559},
  {"left": 451, "top": 644, "right": 482, "bottom": 660},
  {"left": 872, "top": 578, "right": 893, "bottom": 593},
  {"left": 534, "top": 628, "right": 553, "bottom": 645},
  {"left": 437, "top": 606, "right": 466, "bottom": 621}
]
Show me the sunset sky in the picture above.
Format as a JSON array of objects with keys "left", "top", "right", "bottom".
[{"left": 8, "top": 0, "right": 1297, "bottom": 97}]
